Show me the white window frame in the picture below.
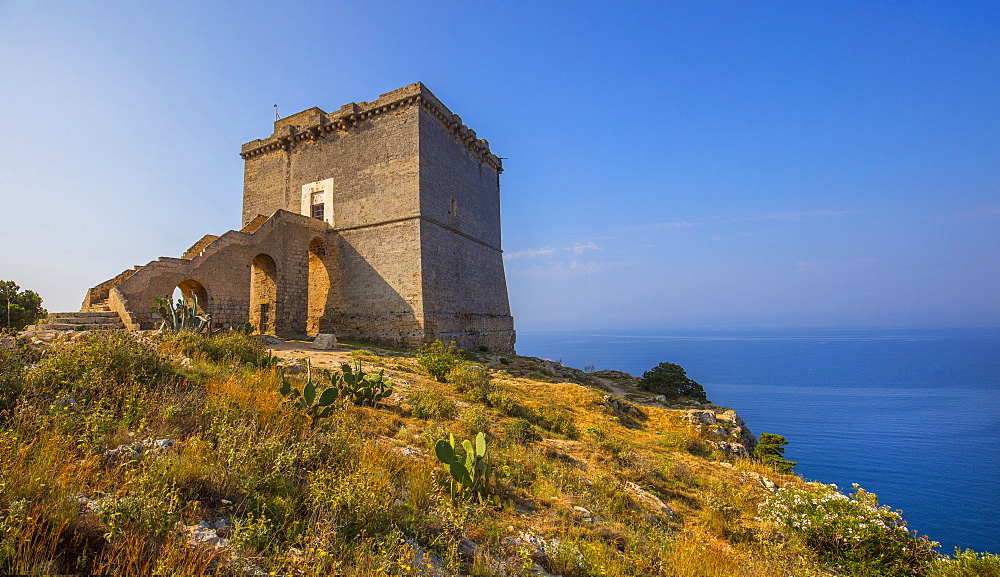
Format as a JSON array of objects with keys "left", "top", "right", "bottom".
[{"left": 300, "top": 178, "right": 334, "bottom": 226}]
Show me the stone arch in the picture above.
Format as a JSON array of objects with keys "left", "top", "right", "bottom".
[
  {"left": 307, "top": 236, "right": 330, "bottom": 336},
  {"left": 250, "top": 253, "right": 278, "bottom": 334},
  {"left": 174, "top": 279, "right": 209, "bottom": 314}
]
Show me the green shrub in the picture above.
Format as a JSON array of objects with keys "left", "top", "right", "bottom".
[
  {"left": 462, "top": 406, "right": 491, "bottom": 437},
  {"left": 0, "top": 337, "right": 40, "bottom": 417},
  {"left": 449, "top": 363, "right": 491, "bottom": 402},
  {"left": 504, "top": 418, "right": 540, "bottom": 443},
  {"left": 336, "top": 361, "right": 393, "bottom": 406},
  {"left": 928, "top": 548, "right": 1000, "bottom": 577},
  {"left": 759, "top": 482, "right": 938, "bottom": 576},
  {"left": 485, "top": 385, "right": 523, "bottom": 416},
  {"left": 162, "top": 329, "right": 265, "bottom": 366},
  {"left": 25, "top": 331, "right": 164, "bottom": 405},
  {"left": 638, "top": 362, "right": 708, "bottom": 401},
  {"left": 753, "top": 432, "right": 796, "bottom": 473},
  {"left": 406, "top": 388, "right": 457, "bottom": 420},
  {"left": 415, "top": 340, "right": 459, "bottom": 382},
  {"left": 526, "top": 406, "right": 579, "bottom": 439}
]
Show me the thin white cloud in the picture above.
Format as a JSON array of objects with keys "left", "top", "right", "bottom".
[
  {"left": 738, "top": 210, "right": 850, "bottom": 222},
  {"left": 504, "top": 246, "right": 556, "bottom": 260},
  {"left": 568, "top": 241, "right": 599, "bottom": 254},
  {"left": 509, "top": 259, "right": 635, "bottom": 279},
  {"left": 627, "top": 220, "right": 698, "bottom": 231}
]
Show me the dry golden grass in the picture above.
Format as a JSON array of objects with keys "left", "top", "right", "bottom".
[{"left": 0, "top": 333, "right": 838, "bottom": 575}]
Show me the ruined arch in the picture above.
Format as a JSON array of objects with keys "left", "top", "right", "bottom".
[
  {"left": 250, "top": 253, "right": 277, "bottom": 334},
  {"left": 174, "top": 279, "right": 209, "bottom": 313},
  {"left": 307, "top": 236, "right": 330, "bottom": 336}
]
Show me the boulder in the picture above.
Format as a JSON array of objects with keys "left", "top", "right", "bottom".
[{"left": 311, "top": 333, "right": 337, "bottom": 349}]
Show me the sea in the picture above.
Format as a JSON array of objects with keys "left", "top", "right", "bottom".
[{"left": 515, "top": 327, "right": 1000, "bottom": 554}]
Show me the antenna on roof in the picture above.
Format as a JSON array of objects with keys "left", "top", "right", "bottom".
[{"left": 274, "top": 104, "right": 279, "bottom": 121}]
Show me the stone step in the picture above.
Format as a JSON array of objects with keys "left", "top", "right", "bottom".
[
  {"left": 50, "top": 311, "right": 119, "bottom": 319},
  {"left": 28, "top": 311, "right": 125, "bottom": 331},
  {"left": 26, "top": 322, "right": 124, "bottom": 331},
  {"left": 49, "top": 314, "right": 120, "bottom": 324}
]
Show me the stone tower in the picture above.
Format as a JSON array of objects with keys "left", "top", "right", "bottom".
[{"left": 82, "top": 83, "right": 516, "bottom": 352}]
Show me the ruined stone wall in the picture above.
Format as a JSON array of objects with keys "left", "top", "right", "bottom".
[{"left": 109, "top": 211, "right": 329, "bottom": 337}]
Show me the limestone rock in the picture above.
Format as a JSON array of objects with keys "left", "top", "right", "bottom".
[
  {"left": 103, "top": 438, "right": 176, "bottom": 464},
  {"left": 625, "top": 481, "right": 676, "bottom": 519},
  {"left": 401, "top": 536, "right": 445, "bottom": 574},
  {"left": 686, "top": 410, "right": 717, "bottom": 425},
  {"left": 184, "top": 520, "right": 230, "bottom": 548},
  {"left": 311, "top": 333, "right": 337, "bottom": 349},
  {"left": 746, "top": 472, "right": 778, "bottom": 492},
  {"left": 573, "top": 505, "right": 602, "bottom": 524}
]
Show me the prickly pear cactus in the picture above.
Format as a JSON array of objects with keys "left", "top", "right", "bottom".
[
  {"left": 278, "top": 359, "right": 340, "bottom": 425},
  {"left": 435, "top": 431, "right": 491, "bottom": 501}
]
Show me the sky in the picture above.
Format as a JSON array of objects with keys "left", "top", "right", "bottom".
[{"left": 1, "top": 0, "right": 997, "bottom": 331}]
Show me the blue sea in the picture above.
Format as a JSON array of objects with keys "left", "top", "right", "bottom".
[{"left": 515, "top": 327, "right": 1000, "bottom": 554}]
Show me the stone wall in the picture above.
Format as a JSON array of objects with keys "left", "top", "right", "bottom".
[{"left": 108, "top": 211, "right": 329, "bottom": 337}]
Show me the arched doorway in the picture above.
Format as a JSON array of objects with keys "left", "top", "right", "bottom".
[
  {"left": 250, "top": 253, "right": 277, "bottom": 334},
  {"left": 173, "top": 279, "right": 209, "bottom": 313},
  {"left": 307, "top": 237, "right": 330, "bottom": 336}
]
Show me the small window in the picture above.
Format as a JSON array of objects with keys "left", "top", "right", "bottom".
[{"left": 310, "top": 191, "right": 325, "bottom": 221}]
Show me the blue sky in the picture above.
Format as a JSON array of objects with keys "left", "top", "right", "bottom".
[{"left": 1, "top": 1, "right": 997, "bottom": 330}]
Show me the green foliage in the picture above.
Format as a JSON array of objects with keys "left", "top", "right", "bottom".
[
  {"left": 525, "top": 405, "right": 579, "bottom": 439},
  {"left": 0, "top": 281, "right": 47, "bottom": 330},
  {"left": 462, "top": 406, "right": 492, "bottom": 436},
  {"left": 248, "top": 351, "right": 280, "bottom": 369},
  {"left": 407, "top": 388, "right": 457, "bottom": 420},
  {"left": 161, "top": 329, "right": 266, "bottom": 366},
  {"left": 25, "top": 330, "right": 164, "bottom": 406},
  {"left": 435, "top": 431, "right": 493, "bottom": 502},
  {"left": 281, "top": 361, "right": 393, "bottom": 422},
  {"left": 279, "top": 360, "right": 340, "bottom": 426},
  {"left": 928, "top": 548, "right": 1000, "bottom": 577},
  {"left": 449, "top": 363, "right": 491, "bottom": 402},
  {"left": 151, "top": 294, "right": 213, "bottom": 334},
  {"left": 504, "top": 418, "right": 541, "bottom": 443},
  {"left": 638, "top": 362, "right": 708, "bottom": 401},
  {"left": 753, "top": 432, "right": 796, "bottom": 473},
  {"left": 0, "top": 337, "right": 40, "bottom": 418},
  {"left": 415, "top": 340, "right": 459, "bottom": 382},
  {"left": 335, "top": 360, "right": 393, "bottom": 406},
  {"left": 760, "top": 482, "right": 938, "bottom": 576}
]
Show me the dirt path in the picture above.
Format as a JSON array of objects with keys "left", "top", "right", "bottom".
[{"left": 265, "top": 340, "right": 356, "bottom": 369}]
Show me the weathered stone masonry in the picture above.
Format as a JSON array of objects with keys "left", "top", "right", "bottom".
[{"left": 83, "top": 83, "right": 516, "bottom": 352}]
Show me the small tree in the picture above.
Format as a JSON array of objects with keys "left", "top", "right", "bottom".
[
  {"left": 0, "top": 281, "right": 47, "bottom": 330},
  {"left": 638, "top": 361, "right": 708, "bottom": 401},
  {"left": 416, "top": 340, "right": 459, "bottom": 382},
  {"left": 753, "top": 432, "right": 796, "bottom": 473}
]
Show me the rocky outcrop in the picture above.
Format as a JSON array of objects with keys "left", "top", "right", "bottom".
[{"left": 686, "top": 409, "right": 758, "bottom": 457}]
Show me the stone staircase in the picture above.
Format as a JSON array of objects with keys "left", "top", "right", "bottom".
[{"left": 26, "top": 311, "right": 125, "bottom": 332}]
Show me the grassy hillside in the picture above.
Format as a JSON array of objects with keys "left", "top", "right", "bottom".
[{"left": 0, "top": 330, "right": 995, "bottom": 575}]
